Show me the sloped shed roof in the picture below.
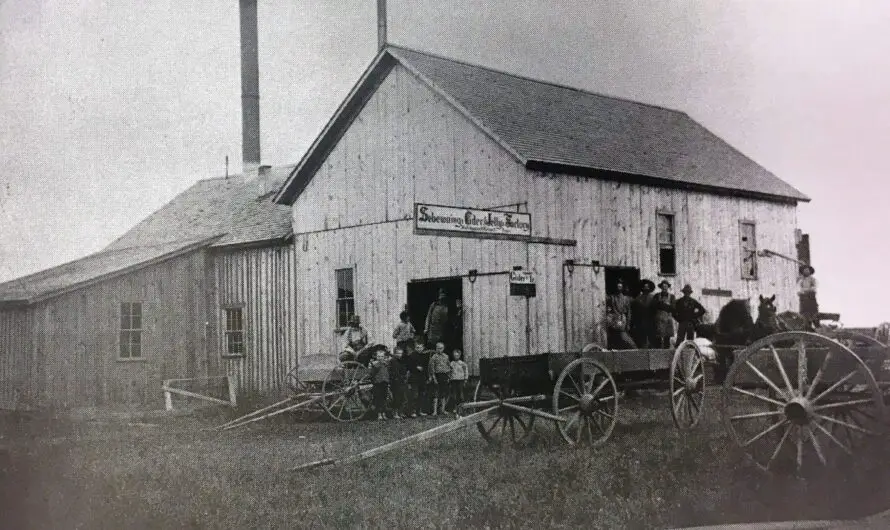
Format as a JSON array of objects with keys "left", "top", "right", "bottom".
[
  {"left": 276, "top": 46, "right": 807, "bottom": 205},
  {"left": 107, "top": 165, "right": 295, "bottom": 251},
  {"left": 0, "top": 237, "right": 220, "bottom": 305}
]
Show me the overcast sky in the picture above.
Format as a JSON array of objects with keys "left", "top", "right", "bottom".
[{"left": 1, "top": 1, "right": 889, "bottom": 325}]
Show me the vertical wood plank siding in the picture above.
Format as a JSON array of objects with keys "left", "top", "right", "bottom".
[
  {"left": 0, "top": 308, "right": 33, "bottom": 409},
  {"left": 7, "top": 250, "right": 214, "bottom": 409},
  {"left": 214, "top": 244, "right": 297, "bottom": 397},
  {"left": 289, "top": 62, "right": 801, "bottom": 373}
]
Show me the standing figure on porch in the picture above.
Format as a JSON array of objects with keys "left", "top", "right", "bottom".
[
  {"left": 605, "top": 278, "right": 637, "bottom": 350},
  {"left": 630, "top": 279, "right": 656, "bottom": 348},
  {"left": 798, "top": 264, "right": 819, "bottom": 328},
  {"left": 424, "top": 289, "right": 451, "bottom": 350},
  {"left": 673, "top": 284, "right": 707, "bottom": 345},
  {"left": 652, "top": 280, "right": 676, "bottom": 348}
]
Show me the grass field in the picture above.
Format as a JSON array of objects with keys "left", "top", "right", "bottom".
[{"left": 2, "top": 392, "right": 890, "bottom": 529}]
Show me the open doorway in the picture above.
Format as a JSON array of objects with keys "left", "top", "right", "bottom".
[
  {"left": 407, "top": 277, "right": 463, "bottom": 352},
  {"left": 604, "top": 266, "right": 641, "bottom": 297}
]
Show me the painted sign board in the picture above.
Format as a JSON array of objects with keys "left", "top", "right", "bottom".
[
  {"left": 414, "top": 203, "right": 532, "bottom": 238},
  {"left": 509, "top": 269, "right": 536, "bottom": 297}
]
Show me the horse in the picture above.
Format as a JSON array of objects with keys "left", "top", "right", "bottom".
[{"left": 700, "top": 294, "right": 790, "bottom": 383}]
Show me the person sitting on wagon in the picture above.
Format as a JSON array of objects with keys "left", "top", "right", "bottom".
[
  {"left": 652, "top": 280, "right": 676, "bottom": 348},
  {"left": 673, "top": 284, "right": 707, "bottom": 345},
  {"left": 798, "top": 264, "right": 819, "bottom": 329},
  {"left": 343, "top": 315, "right": 369, "bottom": 359},
  {"left": 606, "top": 279, "right": 637, "bottom": 350}
]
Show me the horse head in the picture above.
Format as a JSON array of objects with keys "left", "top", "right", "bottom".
[
  {"left": 716, "top": 298, "right": 755, "bottom": 335},
  {"left": 755, "top": 294, "right": 780, "bottom": 334}
]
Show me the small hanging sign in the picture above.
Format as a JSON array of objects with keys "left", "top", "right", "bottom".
[{"left": 509, "top": 269, "right": 536, "bottom": 297}]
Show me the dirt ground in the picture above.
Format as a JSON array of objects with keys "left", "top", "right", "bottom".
[{"left": 2, "top": 393, "right": 889, "bottom": 529}]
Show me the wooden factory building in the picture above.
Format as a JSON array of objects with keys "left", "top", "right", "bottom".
[
  {"left": 274, "top": 46, "right": 810, "bottom": 373},
  {"left": 0, "top": 167, "right": 296, "bottom": 410}
]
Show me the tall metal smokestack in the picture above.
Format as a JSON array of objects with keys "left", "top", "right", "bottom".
[
  {"left": 240, "top": 0, "right": 261, "bottom": 175},
  {"left": 377, "top": 0, "right": 387, "bottom": 51}
]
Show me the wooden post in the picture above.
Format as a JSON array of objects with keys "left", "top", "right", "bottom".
[
  {"left": 164, "top": 379, "right": 173, "bottom": 411},
  {"left": 227, "top": 375, "right": 238, "bottom": 407},
  {"left": 377, "top": 0, "right": 387, "bottom": 51}
]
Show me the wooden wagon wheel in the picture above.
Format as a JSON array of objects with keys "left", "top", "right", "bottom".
[
  {"left": 670, "top": 340, "right": 706, "bottom": 430},
  {"left": 722, "top": 331, "right": 886, "bottom": 476},
  {"left": 552, "top": 357, "right": 618, "bottom": 447},
  {"left": 472, "top": 380, "right": 536, "bottom": 446},
  {"left": 285, "top": 366, "right": 311, "bottom": 396},
  {"left": 321, "top": 361, "right": 373, "bottom": 422}
]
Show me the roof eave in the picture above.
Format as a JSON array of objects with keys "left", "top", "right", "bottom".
[
  {"left": 0, "top": 299, "right": 29, "bottom": 309},
  {"left": 274, "top": 51, "right": 398, "bottom": 206},
  {"left": 525, "top": 160, "right": 809, "bottom": 205},
  {"left": 22, "top": 235, "right": 225, "bottom": 306}
]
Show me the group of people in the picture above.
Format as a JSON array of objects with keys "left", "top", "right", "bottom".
[
  {"left": 340, "top": 302, "right": 469, "bottom": 420},
  {"left": 367, "top": 335, "right": 468, "bottom": 420},
  {"left": 606, "top": 278, "right": 707, "bottom": 350}
]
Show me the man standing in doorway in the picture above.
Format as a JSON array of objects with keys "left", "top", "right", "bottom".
[
  {"left": 425, "top": 288, "right": 451, "bottom": 350},
  {"left": 605, "top": 279, "right": 636, "bottom": 350}
]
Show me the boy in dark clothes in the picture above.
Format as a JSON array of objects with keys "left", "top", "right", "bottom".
[
  {"left": 405, "top": 339, "right": 430, "bottom": 417},
  {"left": 369, "top": 349, "right": 390, "bottom": 420},
  {"left": 388, "top": 347, "right": 408, "bottom": 419},
  {"left": 674, "top": 284, "right": 707, "bottom": 345}
]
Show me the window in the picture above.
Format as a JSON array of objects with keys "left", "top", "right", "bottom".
[
  {"left": 224, "top": 307, "right": 245, "bottom": 356},
  {"left": 740, "top": 221, "right": 758, "bottom": 279},
  {"left": 119, "top": 302, "right": 142, "bottom": 359},
  {"left": 335, "top": 267, "right": 355, "bottom": 328},
  {"left": 656, "top": 213, "right": 676, "bottom": 275}
]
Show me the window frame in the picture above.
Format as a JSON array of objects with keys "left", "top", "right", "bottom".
[
  {"left": 656, "top": 211, "right": 677, "bottom": 276},
  {"left": 739, "top": 220, "right": 758, "bottom": 280},
  {"left": 118, "top": 301, "right": 144, "bottom": 361},
  {"left": 335, "top": 267, "right": 356, "bottom": 330},
  {"left": 222, "top": 304, "right": 246, "bottom": 358}
]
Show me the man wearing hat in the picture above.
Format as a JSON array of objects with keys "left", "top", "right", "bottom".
[
  {"left": 424, "top": 288, "right": 451, "bottom": 349},
  {"left": 343, "top": 314, "right": 369, "bottom": 356},
  {"left": 798, "top": 264, "right": 819, "bottom": 328},
  {"left": 674, "top": 284, "right": 707, "bottom": 345},
  {"left": 652, "top": 280, "right": 676, "bottom": 348},
  {"left": 631, "top": 279, "right": 656, "bottom": 348}
]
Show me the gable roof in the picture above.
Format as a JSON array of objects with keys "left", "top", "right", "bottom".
[
  {"left": 275, "top": 46, "right": 808, "bottom": 205},
  {"left": 107, "top": 165, "right": 295, "bottom": 251},
  {"left": 0, "top": 236, "right": 221, "bottom": 305}
]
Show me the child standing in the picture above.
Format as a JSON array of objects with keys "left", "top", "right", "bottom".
[
  {"left": 428, "top": 342, "right": 451, "bottom": 416},
  {"left": 449, "top": 349, "right": 468, "bottom": 414},
  {"left": 388, "top": 347, "right": 408, "bottom": 419},
  {"left": 406, "top": 339, "right": 429, "bottom": 417},
  {"left": 392, "top": 310, "right": 416, "bottom": 355},
  {"left": 369, "top": 349, "right": 390, "bottom": 420}
]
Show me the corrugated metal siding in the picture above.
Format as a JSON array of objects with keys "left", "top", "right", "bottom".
[
  {"left": 0, "top": 308, "right": 33, "bottom": 409},
  {"left": 214, "top": 245, "right": 297, "bottom": 396},
  {"left": 26, "top": 250, "right": 212, "bottom": 409}
]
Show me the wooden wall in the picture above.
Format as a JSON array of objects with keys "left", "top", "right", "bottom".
[
  {"left": 289, "top": 61, "right": 801, "bottom": 371},
  {"left": 213, "top": 244, "right": 297, "bottom": 396},
  {"left": 25, "top": 250, "right": 213, "bottom": 409},
  {"left": 0, "top": 308, "right": 33, "bottom": 409}
]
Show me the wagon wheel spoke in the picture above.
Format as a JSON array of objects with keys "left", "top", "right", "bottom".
[
  {"left": 559, "top": 404, "right": 580, "bottom": 414},
  {"left": 765, "top": 422, "right": 793, "bottom": 470},
  {"left": 685, "top": 392, "right": 695, "bottom": 420},
  {"left": 565, "top": 411, "right": 580, "bottom": 432},
  {"left": 567, "top": 374, "right": 584, "bottom": 396},
  {"left": 575, "top": 416, "right": 584, "bottom": 444},
  {"left": 806, "top": 348, "right": 834, "bottom": 399},
  {"left": 814, "top": 398, "right": 875, "bottom": 412},
  {"left": 672, "top": 386, "right": 685, "bottom": 398},
  {"left": 585, "top": 417, "right": 595, "bottom": 445},
  {"left": 484, "top": 415, "right": 504, "bottom": 438},
  {"left": 797, "top": 340, "right": 808, "bottom": 395},
  {"left": 811, "top": 419, "right": 852, "bottom": 455},
  {"left": 744, "top": 361, "right": 788, "bottom": 400},
  {"left": 816, "top": 413, "right": 874, "bottom": 435},
  {"left": 742, "top": 419, "right": 788, "bottom": 448},
  {"left": 811, "top": 370, "right": 858, "bottom": 404},
  {"left": 673, "top": 376, "right": 686, "bottom": 389},
  {"left": 589, "top": 379, "right": 610, "bottom": 400},
  {"left": 796, "top": 426, "right": 804, "bottom": 474},
  {"left": 808, "top": 427, "right": 827, "bottom": 466},
  {"left": 769, "top": 345, "right": 795, "bottom": 396},
  {"left": 731, "top": 409, "right": 784, "bottom": 421},
  {"left": 514, "top": 413, "right": 529, "bottom": 436},
  {"left": 731, "top": 385, "right": 786, "bottom": 408}
]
